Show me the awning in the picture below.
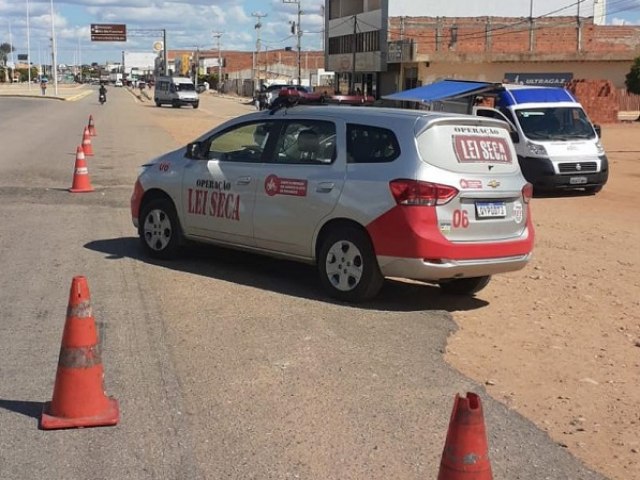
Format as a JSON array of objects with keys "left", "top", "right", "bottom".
[{"left": 382, "top": 79, "right": 497, "bottom": 103}]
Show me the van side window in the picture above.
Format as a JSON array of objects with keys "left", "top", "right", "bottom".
[{"left": 347, "top": 124, "right": 400, "bottom": 163}]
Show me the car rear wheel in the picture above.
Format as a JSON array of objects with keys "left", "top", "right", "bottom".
[
  {"left": 318, "top": 226, "right": 384, "bottom": 302},
  {"left": 439, "top": 276, "right": 491, "bottom": 296},
  {"left": 139, "top": 198, "right": 182, "bottom": 259}
]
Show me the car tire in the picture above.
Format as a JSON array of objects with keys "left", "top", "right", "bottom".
[
  {"left": 138, "top": 198, "right": 182, "bottom": 259},
  {"left": 439, "top": 276, "right": 491, "bottom": 296},
  {"left": 318, "top": 226, "right": 384, "bottom": 302},
  {"left": 193, "top": 102, "right": 199, "bottom": 109},
  {"left": 155, "top": 101, "right": 161, "bottom": 107}
]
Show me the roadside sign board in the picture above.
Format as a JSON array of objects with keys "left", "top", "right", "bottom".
[{"left": 91, "top": 24, "right": 127, "bottom": 42}]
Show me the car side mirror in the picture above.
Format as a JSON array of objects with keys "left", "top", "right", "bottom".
[
  {"left": 594, "top": 124, "right": 602, "bottom": 138},
  {"left": 509, "top": 130, "right": 520, "bottom": 144},
  {"left": 186, "top": 142, "right": 203, "bottom": 159}
]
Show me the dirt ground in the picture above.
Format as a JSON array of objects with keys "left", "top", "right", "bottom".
[
  {"left": 447, "top": 124, "right": 640, "bottom": 480},
  {"left": 151, "top": 93, "right": 639, "bottom": 479}
]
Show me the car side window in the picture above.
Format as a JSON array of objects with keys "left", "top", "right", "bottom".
[
  {"left": 207, "top": 122, "right": 273, "bottom": 163},
  {"left": 272, "top": 120, "right": 336, "bottom": 165},
  {"left": 346, "top": 124, "right": 400, "bottom": 163}
]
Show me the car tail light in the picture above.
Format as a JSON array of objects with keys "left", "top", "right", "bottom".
[
  {"left": 389, "top": 179, "right": 458, "bottom": 206},
  {"left": 522, "top": 183, "right": 533, "bottom": 204}
]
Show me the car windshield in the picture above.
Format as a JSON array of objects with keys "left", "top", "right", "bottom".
[
  {"left": 515, "top": 107, "right": 596, "bottom": 141},
  {"left": 176, "top": 83, "right": 195, "bottom": 92}
]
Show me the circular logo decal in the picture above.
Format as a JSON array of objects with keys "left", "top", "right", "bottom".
[{"left": 265, "top": 174, "right": 280, "bottom": 196}]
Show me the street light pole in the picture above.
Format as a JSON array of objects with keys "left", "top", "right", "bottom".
[
  {"left": 213, "top": 32, "right": 223, "bottom": 93},
  {"left": 251, "top": 12, "right": 267, "bottom": 89},
  {"left": 49, "top": 0, "right": 58, "bottom": 94},
  {"left": 26, "top": 0, "right": 31, "bottom": 90}
]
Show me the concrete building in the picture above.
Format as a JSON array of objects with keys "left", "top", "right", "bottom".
[{"left": 325, "top": 0, "right": 640, "bottom": 97}]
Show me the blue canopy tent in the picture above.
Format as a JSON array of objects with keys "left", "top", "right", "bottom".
[{"left": 382, "top": 79, "right": 499, "bottom": 103}]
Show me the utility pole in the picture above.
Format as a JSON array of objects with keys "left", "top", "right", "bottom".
[
  {"left": 528, "top": 0, "right": 534, "bottom": 53},
  {"left": 212, "top": 31, "right": 223, "bottom": 93},
  {"left": 251, "top": 12, "right": 267, "bottom": 90},
  {"left": 351, "top": 14, "right": 357, "bottom": 94},
  {"left": 283, "top": 0, "right": 302, "bottom": 86},
  {"left": 26, "top": 0, "right": 31, "bottom": 89},
  {"left": 577, "top": 0, "right": 582, "bottom": 52}
]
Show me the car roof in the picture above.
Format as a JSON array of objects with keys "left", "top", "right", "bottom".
[{"left": 260, "top": 105, "right": 501, "bottom": 126}]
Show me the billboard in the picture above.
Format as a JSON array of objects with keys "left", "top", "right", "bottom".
[
  {"left": 91, "top": 24, "right": 127, "bottom": 42},
  {"left": 504, "top": 72, "right": 573, "bottom": 87}
]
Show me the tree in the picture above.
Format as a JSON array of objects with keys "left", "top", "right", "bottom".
[
  {"left": 625, "top": 56, "right": 640, "bottom": 94},
  {"left": 0, "top": 43, "right": 15, "bottom": 65}
]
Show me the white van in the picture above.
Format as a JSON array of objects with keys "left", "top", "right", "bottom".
[
  {"left": 472, "top": 85, "right": 608, "bottom": 194},
  {"left": 154, "top": 76, "right": 199, "bottom": 109},
  {"left": 384, "top": 81, "right": 608, "bottom": 194}
]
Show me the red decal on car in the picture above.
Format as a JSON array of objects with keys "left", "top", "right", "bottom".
[
  {"left": 265, "top": 174, "right": 307, "bottom": 197},
  {"left": 453, "top": 135, "right": 512, "bottom": 164},
  {"left": 460, "top": 179, "right": 483, "bottom": 189}
]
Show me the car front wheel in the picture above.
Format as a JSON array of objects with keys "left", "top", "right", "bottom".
[
  {"left": 318, "top": 226, "right": 384, "bottom": 302},
  {"left": 439, "top": 276, "right": 491, "bottom": 296},
  {"left": 139, "top": 198, "right": 182, "bottom": 259}
]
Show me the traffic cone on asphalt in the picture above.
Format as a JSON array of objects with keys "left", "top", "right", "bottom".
[
  {"left": 88, "top": 114, "right": 97, "bottom": 136},
  {"left": 437, "top": 392, "right": 493, "bottom": 480},
  {"left": 69, "top": 145, "right": 95, "bottom": 193},
  {"left": 41, "top": 276, "right": 119, "bottom": 430},
  {"left": 81, "top": 126, "right": 94, "bottom": 156}
]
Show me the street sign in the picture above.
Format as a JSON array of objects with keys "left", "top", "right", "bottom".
[
  {"left": 17, "top": 54, "right": 28, "bottom": 61},
  {"left": 91, "top": 24, "right": 127, "bottom": 42}
]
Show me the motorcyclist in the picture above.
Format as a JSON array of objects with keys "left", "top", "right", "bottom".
[{"left": 99, "top": 83, "right": 107, "bottom": 103}]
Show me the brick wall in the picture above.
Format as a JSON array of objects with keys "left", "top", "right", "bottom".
[
  {"left": 566, "top": 79, "right": 619, "bottom": 124},
  {"left": 388, "top": 16, "right": 640, "bottom": 57},
  {"left": 168, "top": 49, "right": 325, "bottom": 75}
]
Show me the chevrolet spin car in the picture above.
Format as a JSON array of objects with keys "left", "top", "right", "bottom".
[{"left": 131, "top": 105, "right": 534, "bottom": 302}]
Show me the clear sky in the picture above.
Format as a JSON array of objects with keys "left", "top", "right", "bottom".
[{"left": 0, "top": 0, "right": 639, "bottom": 66}]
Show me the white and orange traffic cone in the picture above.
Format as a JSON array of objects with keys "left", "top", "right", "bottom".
[{"left": 69, "top": 146, "right": 95, "bottom": 193}]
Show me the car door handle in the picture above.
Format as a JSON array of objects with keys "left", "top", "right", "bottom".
[
  {"left": 236, "top": 176, "right": 252, "bottom": 185},
  {"left": 316, "top": 182, "right": 334, "bottom": 193}
]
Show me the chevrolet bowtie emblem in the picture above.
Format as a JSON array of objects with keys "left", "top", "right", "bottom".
[{"left": 487, "top": 180, "right": 501, "bottom": 188}]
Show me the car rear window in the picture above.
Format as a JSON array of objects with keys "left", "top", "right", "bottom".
[
  {"left": 346, "top": 124, "right": 400, "bottom": 163},
  {"left": 416, "top": 122, "right": 520, "bottom": 174}
]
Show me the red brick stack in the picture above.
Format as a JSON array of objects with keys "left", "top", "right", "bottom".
[{"left": 566, "top": 79, "right": 619, "bottom": 124}]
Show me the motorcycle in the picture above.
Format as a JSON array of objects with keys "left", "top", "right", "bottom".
[{"left": 99, "top": 92, "right": 106, "bottom": 105}]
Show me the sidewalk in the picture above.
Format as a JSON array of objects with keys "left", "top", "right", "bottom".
[{"left": 0, "top": 83, "right": 92, "bottom": 101}]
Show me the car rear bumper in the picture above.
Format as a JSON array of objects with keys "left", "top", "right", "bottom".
[{"left": 377, "top": 252, "right": 532, "bottom": 280}]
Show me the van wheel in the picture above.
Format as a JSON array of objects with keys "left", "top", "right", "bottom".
[
  {"left": 172, "top": 101, "right": 180, "bottom": 108},
  {"left": 193, "top": 102, "right": 199, "bottom": 109},
  {"left": 155, "top": 101, "right": 161, "bottom": 107},
  {"left": 138, "top": 198, "right": 182, "bottom": 259},
  {"left": 439, "top": 276, "right": 491, "bottom": 296},
  {"left": 318, "top": 226, "right": 384, "bottom": 302}
]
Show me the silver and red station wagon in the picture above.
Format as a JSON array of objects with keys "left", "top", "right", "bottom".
[{"left": 131, "top": 104, "right": 534, "bottom": 302}]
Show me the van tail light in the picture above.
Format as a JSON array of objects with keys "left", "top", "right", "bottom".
[
  {"left": 389, "top": 179, "right": 458, "bottom": 206},
  {"left": 522, "top": 182, "right": 533, "bottom": 204}
]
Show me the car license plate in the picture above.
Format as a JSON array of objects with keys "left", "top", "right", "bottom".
[
  {"left": 570, "top": 176, "right": 588, "bottom": 185},
  {"left": 476, "top": 201, "right": 507, "bottom": 218}
]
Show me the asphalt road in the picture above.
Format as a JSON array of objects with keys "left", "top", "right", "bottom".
[{"left": 0, "top": 89, "right": 607, "bottom": 479}]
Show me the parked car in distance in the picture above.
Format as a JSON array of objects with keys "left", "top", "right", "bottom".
[{"left": 131, "top": 104, "right": 534, "bottom": 302}]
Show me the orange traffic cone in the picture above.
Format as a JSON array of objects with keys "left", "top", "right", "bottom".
[
  {"left": 437, "top": 392, "right": 493, "bottom": 480},
  {"left": 88, "top": 114, "right": 97, "bottom": 136},
  {"left": 41, "top": 276, "right": 119, "bottom": 430},
  {"left": 69, "top": 145, "right": 95, "bottom": 193},
  {"left": 81, "top": 126, "right": 94, "bottom": 156}
]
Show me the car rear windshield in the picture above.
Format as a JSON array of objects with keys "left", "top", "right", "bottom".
[{"left": 416, "top": 122, "right": 520, "bottom": 174}]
